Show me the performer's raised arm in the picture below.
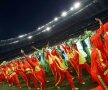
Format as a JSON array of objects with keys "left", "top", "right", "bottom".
[
  {"left": 95, "top": 18, "right": 104, "bottom": 34},
  {"left": 21, "top": 49, "right": 35, "bottom": 67}
]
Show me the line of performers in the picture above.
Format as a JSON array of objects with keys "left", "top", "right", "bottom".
[{"left": 0, "top": 18, "right": 108, "bottom": 90}]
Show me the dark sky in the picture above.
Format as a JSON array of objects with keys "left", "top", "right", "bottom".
[{"left": 0, "top": 0, "right": 76, "bottom": 40}]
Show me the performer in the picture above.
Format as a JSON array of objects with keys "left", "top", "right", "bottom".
[
  {"left": 68, "top": 43, "right": 91, "bottom": 84},
  {"left": 16, "top": 59, "right": 31, "bottom": 89},
  {"left": 91, "top": 47, "right": 108, "bottom": 90},
  {"left": 22, "top": 60, "right": 39, "bottom": 90},
  {"left": 31, "top": 53, "right": 47, "bottom": 83},
  {"left": 104, "top": 32, "right": 108, "bottom": 56},
  {"left": 0, "top": 67, "right": 5, "bottom": 84},
  {"left": 95, "top": 18, "right": 108, "bottom": 35},
  {"left": 91, "top": 33, "right": 107, "bottom": 63},
  {"left": 76, "top": 35, "right": 87, "bottom": 58},
  {"left": 45, "top": 49, "right": 59, "bottom": 84},
  {"left": 7, "top": 62, "right": 21, "bottom": 88},
  {"left": 82, "top": 31, "right": 93, "bottom": 62},
  {"left": 2, "top": 65, "right": 10, "bottom": 85},
  {"left": 51, "top": 47, "right": 78, "bottom": 90},
  {"left": 90, "top": 28, "right": 108, "bottom": 90},
  {"left": 21, "top": 50, "right": 46, "bottom": 90},
  {"left": 57, "top": 45, "right": 68, "bottom": 66},
  {"left": 32, "top": 46, "right": 50, "bottom": 72}
]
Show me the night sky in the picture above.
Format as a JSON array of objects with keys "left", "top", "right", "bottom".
[{"left": 0, "top": 0, "right": 76, "bottom": 40}]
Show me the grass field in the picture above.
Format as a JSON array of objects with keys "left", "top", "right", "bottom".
[{"left": 0, "top": 70, "right": 98, "bottom": 90}]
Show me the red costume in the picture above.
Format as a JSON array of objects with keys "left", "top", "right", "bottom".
[
  {"left": 24, "top": 55, "right": 46, "bottom": 90},
  {"left": 16, "top": 61, "right": 30, "bottom": 89},
  {"left": 91, "top": 47, "right": 108, "bottom": 90},
  {"left": 91, "top": 33, "right": 107, "bottom": 62},
  {"left": 51, "top": 49, "right": 75, "bottom": 89},
  {"left": 68, "top": 46, "right": 91, "bottom": 84},
  {"left": 22, "top": 61, "right": 39, "bottom": 89},
  {"left": 7, "top": 64, "right": 21, "bottom": 88},
  {"left": 104, "top": 32, "right": 108, "bottom": 56},
  {"left": 99, "top": 22, "right": 108, "bottom": 35},
  {"left": 46, "top": 50, "right": 59, "bottom": 83},
  {"left": 0, "top": 68, "right": 5, "bottom": 84}
]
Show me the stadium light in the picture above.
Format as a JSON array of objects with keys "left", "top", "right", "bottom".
[
  {"left": 18, "top": 35, "right": 25, "bottom": 38},
  {"left": 61, "top": 11, "right": 67, "bottom": 17},
  {"left": 42, "top": 30, "right": 46, "bottom": 32},
  {"left": 9, "top": 40, "right": 19, "bottom": 44},
  {"left": 13, "top": 41, "right": 19, "bottom": 43},
  {"left": 54, "top": 17, "right": 58, "bottom": 21},
  {"left": 38, "top": 27, "right": 41, "bottom": 30},
  {"left": 70, "top": 7, "right": 74, "bottom": 11},
  {"left": 46, "top": 27, "right": 51, "bottom": 31},
  {"left": 49, "top": 21, "right": 53, "bottom": 24},
  {"left": 74, "top": 2, "right": 81, "bottom": 9},
  {"left": 41, "top": 25, "right": 45, "bottom": 28},
  {"left": 28, "top": 36, "right": 33, "bottom": 39}
]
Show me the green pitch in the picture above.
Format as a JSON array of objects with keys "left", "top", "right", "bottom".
[{"left": 0, "top": 71, "right": 98, "bottom": 90}]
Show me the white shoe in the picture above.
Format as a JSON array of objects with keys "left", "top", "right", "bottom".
[
  {"left": 28, "top": 87, "right": 31, "bottom": 90},
  {"left": 37, "top": 88, "right": 40, "bottom": 90},
  {"left": 75, "top": 88, "right": 79, "bottom": 90},
  {"left": 82, "top": 82, "right": 85, "bottom": 85},
  {"left": 46, "top": 81, "right": 50, "bottom": 83},
  {"left": 19, "top": 86, "right": 21, "bottom": 89},
  {"left": 72, "top": 88, "right": 79, "bottom": 90},
  {"left": 9, "top": 84, "right": 11, "bottom": 87},
  {"left": 57, "top": 86, "right": 60, "bottom": 89}
]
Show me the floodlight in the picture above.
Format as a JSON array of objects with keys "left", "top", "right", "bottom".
[
  {"left": 28, "top": 36, "right": 33, "bottom": 39},
  {"left": 54, "top": 17, "right": 58, "bottom": 21},
  {"left": 74, "top": 2, "right": 81, "bottom": 9},
  {"left": 70, "top": 7, "right": 74, "bottom": 11},
  {"left": 46, "top": 27, "right": 51, "bottom": 31},
  {"left": 18, "top": 35, "right": 24, "bottom": 38},
  {"left": 61, "top": 11, "right": 67, "bottom": 17}
]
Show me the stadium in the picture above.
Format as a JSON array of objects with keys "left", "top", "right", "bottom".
[{"left": 0, "top": 0, "right": 108, "bottom": 90}]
